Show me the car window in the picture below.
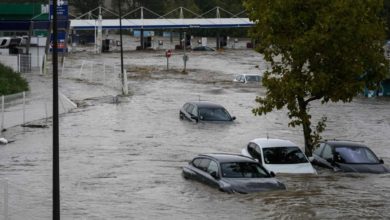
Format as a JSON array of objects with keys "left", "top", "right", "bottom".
[
  {"left": 247, "top": 143, "right": 262, "bottom": 163},
  {"left": 191, "top": 106, "right": 198, "bottom": 116},
  {"left": 263, "top": 147, "right": 308, "bottom": 164},
  {"left": 221, "top": 162, "right": 269, "bottom": 178},
  {"left": 322, "top": 144, "right": 333, "bottom": 160},
  {"left": 199, "top": 107, "right": 231, "bottom": 121},
  {"left": 207, "top": 160, "right": 219, "bottom": 175},
  {"left": 198, "top": 159, "right": 211, "bottom": 172},
  {"left": 334, "top": 146, "right": 380, "bottom": 164},
  {"left": 192, "top": 158, "right": 202, "bottom": 168},
  {"left": 245, "top": 75, "right": 260, "bottom": 82},
  {"left": 313, "top": 143, "right": 325, "bottom": 156},
  {"left": 186, "top": 104, "right": 194, "bottom": 114}
]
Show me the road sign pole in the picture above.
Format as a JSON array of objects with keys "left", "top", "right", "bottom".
[
  {"left": 183, "top": 32, "right": 187, "bottom": 73},
  {"left": 165, "top": 49, "right": 172, "bottom": 71}
]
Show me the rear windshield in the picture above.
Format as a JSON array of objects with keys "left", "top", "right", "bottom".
[
  {"left": 221, "top": 162, "right": 270, "bottom": 178},
  {"left": 263, "top": 147, "right": 308, "bottom": 164},
  {"left": 245, "top": 75, "right": 261, "bottom": 82},
  {"left": 335, "top": 146, "right": 380, "bottom": 164},
  {"left": 198, "top": 107, "right": 231, "bottom": 121}
]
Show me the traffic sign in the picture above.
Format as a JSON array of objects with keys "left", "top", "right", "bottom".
[{"left": 165, "top": 49, "right": 172, "bottom": 58}]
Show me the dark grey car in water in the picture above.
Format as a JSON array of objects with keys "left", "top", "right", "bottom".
[
  {"left": 182, "top": 153, "right": 286, "bottom": 193},
  {"left": 179, "top": 101, "right": 236, "bottom": 123},
  {"left": 311, "top": 140, "right": 389, "bottom": 173}
]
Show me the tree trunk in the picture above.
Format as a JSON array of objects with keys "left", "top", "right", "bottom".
[{"left": 297, "top": 97, "right": 313, "bottom": 157}]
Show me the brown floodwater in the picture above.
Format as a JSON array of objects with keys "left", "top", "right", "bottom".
[{"left": 0, "top": 50, "right": 389, "bottom": 220}]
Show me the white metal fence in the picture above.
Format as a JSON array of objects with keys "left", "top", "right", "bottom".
[
  {"left": 0, "top": 54, "right": 45, "bottom": 74},
  {"left": 60, "top": 57, "right": 122, "bottom": 90},
  {"left": 0, "top": 91, "right": 76, "bottom": 131}
]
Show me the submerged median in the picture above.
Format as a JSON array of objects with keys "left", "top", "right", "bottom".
[{"left": 0, "top": 63, "right": 29, "bottom": 95}]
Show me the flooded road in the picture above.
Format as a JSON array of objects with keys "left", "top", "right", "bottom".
[{"left": 1, "top": 49, "right": 390, "bottom": 219}]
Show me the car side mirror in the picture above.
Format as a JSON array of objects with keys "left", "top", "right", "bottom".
[
  {"left": 379, "top": 159, "right": 384, "bottom": 164},
  {"left": 269, "top": 171, "right": 276, "bottom": 177},
  {"left": 231, "top": 116, "right": 236, "bottom": 121},
  {"left": 210, "top": 171, "right": 219, "bottom": 179}
]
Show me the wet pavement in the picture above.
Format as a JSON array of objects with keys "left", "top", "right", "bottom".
[{"left": 1, "top": 49, "right": 390, "bottom": 219}]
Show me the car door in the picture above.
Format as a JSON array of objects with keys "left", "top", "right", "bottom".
[
  {"left": 184, "top": 104, "right": 195, "bottom": 121},
  {"left": 312, "top": 143, "right": 325, "bottom": 165},
  {"left": 319, "top": 144, "right": 335, "bottom": 169},
  {"left": 204, "top": 160, "right": 221, "bottom": 189},
  {"left": 193, "top": 158, "right": 211, "bottom": 184}
]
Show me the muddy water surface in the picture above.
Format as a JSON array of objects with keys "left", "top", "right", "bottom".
[{"left": 1, "top": 50, "right": 390, "bottom": 220}]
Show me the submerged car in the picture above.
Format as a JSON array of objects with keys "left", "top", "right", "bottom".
[
  {"left": 233, "top": 74, "right": 261, "bottom": 84},
  {"left": 179, "top": 101, "right": 236, "bottom": 122},
  {"left": 311, "top": 140, "right": 389, "bottom": 173},
  {"left": 182, "top": 153, "right": 286, "bottom": 193},
  {"left": 241, "top": 138, "right": 317, "bottom": 174}
]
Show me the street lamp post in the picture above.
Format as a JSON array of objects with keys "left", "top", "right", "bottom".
[{"left": 118, "top": 1, "right": 128, "bottom": 95}]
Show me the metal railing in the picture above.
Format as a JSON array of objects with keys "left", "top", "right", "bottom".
[{"left": 0, "top": 91, "right": 76, "bottom": 131}]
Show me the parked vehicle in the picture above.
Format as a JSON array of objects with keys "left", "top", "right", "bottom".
[
  {"left": 182, "top": 153, "right": 286, "bottom": 193},
  {"left": 233, "top": 74, "right": 261, "bottom": 84},
  {"left": 192, "top": 46, "right": 215, "bottom": 51},
  {"left": 241, "top": 138, "right": 317, "bottom": 174},
  {"left": 179, "top": 101, "right": 236, "bottom": 122},
  {"left": 311, "top": 140, "right": 389, "bottom": 173}
]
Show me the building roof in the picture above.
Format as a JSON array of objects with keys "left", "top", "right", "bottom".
[{"left": 70, "top": 18, "right": 254, "bottom": 30}]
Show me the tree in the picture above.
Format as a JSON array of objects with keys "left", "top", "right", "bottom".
[
  {"left": 0, "top": 63, "right": 29, "bottom": 95},
  {"left": 69, "top": 0, "right": 103, "bottom": 15},
  {"left": 245, "top": 0, "right": 388, "bottom": 156}
]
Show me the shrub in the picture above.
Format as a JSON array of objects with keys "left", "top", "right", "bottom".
[{"left": 0, "top": 63, "right": 29, "bottom": 95}]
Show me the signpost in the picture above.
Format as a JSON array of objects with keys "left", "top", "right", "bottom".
[
  {"left": 165, "top": 49, "right": 172, "bottom": 70},
  {"left": 183, "top": 32, "right": 188, "bottom": 73},
  {"left": 49, "top": 0, "right": 68, "bottom": 53}
]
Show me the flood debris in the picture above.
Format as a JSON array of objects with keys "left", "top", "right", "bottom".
[
  {"left": 0, "top": 137, "right": 8, "bottom": 145},
  {"left": 21, "top": 123, "right": 49, "bottom": 128}
]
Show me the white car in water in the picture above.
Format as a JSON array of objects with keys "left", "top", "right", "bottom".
[
  {"left": 233, "top": 74, "right": 261, "bottom": 84},
  {"left": 241, "top": 138, "right": 317, "bottom": 174}
]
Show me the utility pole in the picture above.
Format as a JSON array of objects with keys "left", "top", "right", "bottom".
[
  {"left": 52, "top": 0, "right": 60, "bottom": 219},
  {"left": 118, "top": 0, "right": 128, "bottom": 95}
]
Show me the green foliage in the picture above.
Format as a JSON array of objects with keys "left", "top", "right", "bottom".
[
  {"left": 69, "top": 0, "right": 104, "bottom": 15},
  {"left": 246, "top": 0, "right": 388, "bottom": 155},
  {"left": 0, "top": 63, "right": 29, "bottom": 96}
]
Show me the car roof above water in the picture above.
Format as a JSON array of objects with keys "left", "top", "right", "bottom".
[
  {"left": 198, "top": 153, "right": 256, "bottom": 163},
  {"left": 250, "top": 138, "right": 298, "bottom": 148},
  {"left": 321, "top": 140, "right": 368, "bottom": 148},
  {"left": 186, "top": 101, "right": 224, "bottom": 109}
]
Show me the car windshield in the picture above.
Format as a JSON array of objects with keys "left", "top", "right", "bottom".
[
  {"left": 263, "top": 147, "right": 308, "bottom": 164},
  {"left": 221, "top": 162, "right": 270, "bottom": 178},
  {"left": 335, "top": 146, "right": 380, "bottom": 164},
  {"left": 198, "top": 107, "right": 231, "bottom": 121},
  {"left": 245, "top": 75, "right": 261, "bottom": 82}
]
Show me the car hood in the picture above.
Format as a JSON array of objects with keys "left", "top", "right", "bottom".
[
  {"left": 336, "top": 163, "right": 389, "bottom": 173},
  {"left": 263, "top": 163, "right": 317, "bottom": 174},
  {"left": 220, "top": 178, "right": 286, "bottom": 194}
]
